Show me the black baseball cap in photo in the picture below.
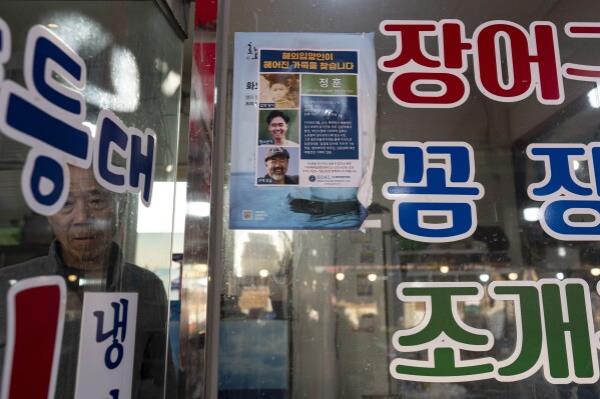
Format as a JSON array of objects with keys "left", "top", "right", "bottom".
[{"left": 264, "top": 146, "right": 290, "bottom": 161}]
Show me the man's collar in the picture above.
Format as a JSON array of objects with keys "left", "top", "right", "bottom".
[
  {"left": 48, "top": 240, "right": 64, "bottom": 269},
  {"left": 48, "top": 241, "right": 123, "bottom": 290}
]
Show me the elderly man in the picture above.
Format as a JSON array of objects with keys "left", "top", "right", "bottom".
[
  {"left": 259, "top": 147, "right": 299, "bottom": 185},
  {"left": 0, "top": 166, "right": 173, "bottom": 398}
]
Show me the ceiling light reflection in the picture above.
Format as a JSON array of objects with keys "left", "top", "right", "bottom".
[
  {"left": 188, "top": 201, "right": 210, "bottom": 218},
  {"left": 85, "top": 47, "right": 140, "bottom": 112},
  {"left": 42, "top": 12, "right": 111, "bottom": 58},
  {"left": 523, "top": 207, "right": 540, "bottom": 222},
  {"left": 588, "top": 86, "right": 600, "bottom": 109},
  {"left": 161, "top": 71, "right": 181, "bottom": 97}
]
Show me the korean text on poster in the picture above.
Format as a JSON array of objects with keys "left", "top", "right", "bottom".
[
  {"left": 229, "top": 32, "right": 377, "bottom": 230},
  {"left": 256, "top": 49, "right": 361, "bottom": 187}
]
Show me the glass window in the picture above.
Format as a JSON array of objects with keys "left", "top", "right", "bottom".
[
  {"left": 211, "top": 1, "right": 600, "bottom": 399},
  {"left": 0, "top": 2, "right": 183, "bottom": 398}
]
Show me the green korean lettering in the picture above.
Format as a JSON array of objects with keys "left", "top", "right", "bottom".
[
  {"left": 398, "top": 286, "right": 489, "bottom": 347},
  {"left": 391, "top": 283, "right": 494, "bottom": 381},
  {"left": 490, "top": 283, "right": 543, "bottom": 379},
  {"left": 541, "top": 280, "right": 597, "bottom": 382}
]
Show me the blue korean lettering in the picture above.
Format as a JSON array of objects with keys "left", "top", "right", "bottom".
[
  {"left": 31, "top": 35, "right": 83, "bottom": 114},
  {"left": 0, "top": 23, "right": 158, "bottom": 215},
  {"left": 383, "top": 141, "right": 484, "bottom": 242},
  {"left": 28, "top": 154, "right": 66, "bottom": 207},
  {"left": 93, "top": 110, "right": 157, "bottom": 205},
  {"left": 93, "top": 298, "right": 129, "bottom": 370},
  {"left": 128, "top": 129, "right": 156, "bottom": 206},
  {"left": 110, "top": 389, "right": 119, "bottom": 399},
  {"left": 0, "top": 25, "right": 92, "bottom": 216},
  {"left": 94, "top": 111, "right": 129, "bottom": 192},
  {"left": 384, "top": 145, "right": 424, "bottom": 183},
  {"left": 428, "top": 145, "right": 472, "bottom": 181},
  {"left": 527, "top": 143, "right": 600, "bottom": 240},
  {"left": 4, "top": 90, "right": 89, "bottom": 159},
  {"left": 528, "top": 145, "right": 591, "bottom": 197},
  {"left": 104, "top": 338, "right": 124, "bottom": 370},
  {"left": 396, "top": 202, "right": 476, "bottom": 240},
  {"left": 544, "top": 200, "right": 600, "bottom": 237}
]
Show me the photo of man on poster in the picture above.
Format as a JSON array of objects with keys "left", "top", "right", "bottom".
[
  {"left": 259, "top": 147, "right": 299, "bottom": 185},
  {"left": 263, "top": 110, "right": 298, "bottom": 146}
]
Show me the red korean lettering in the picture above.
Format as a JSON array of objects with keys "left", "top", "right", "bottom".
[
  {"left": 379, "top": 21, "right": 439, "bottom": 68},
  {"left": 441, "top": 20, "right": 472, "bottom": 69},
  {"left": 563, "top": 23, "right": 600, "bottom": 81},
  {"left": 391, "top": 72, "right": 467, "bottom": 106},
  {"left": 474, "top": 21, "right": 563, "bottom": 104},
  {"left": 379, "top": 20, "right": 472, "bottom": 108}
]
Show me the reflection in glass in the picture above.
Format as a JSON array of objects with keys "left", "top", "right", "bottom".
[
  {"left": 213, "top": 1, "right": 600, "bottom": 399},
  {"left": 0, "top": 2, "right": 183, "bottom": 398}
]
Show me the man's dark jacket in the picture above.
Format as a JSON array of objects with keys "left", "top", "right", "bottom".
[{"left": 0, "top": 242, "right": 172, "bottom": 399}]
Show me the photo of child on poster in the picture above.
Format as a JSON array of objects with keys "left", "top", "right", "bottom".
[{"left": 259, "top": 74, "right": 299, "bottom": 109}]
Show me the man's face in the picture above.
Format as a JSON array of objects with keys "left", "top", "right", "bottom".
[
  {"left": 265, "top": 155, "right": 289, "bottom": 183},
  {"left": 47, "top": 167, "right": 115, "bottom": 268},
  {"left": 267, "top": 116, "right": 288, "bottom": 143}
]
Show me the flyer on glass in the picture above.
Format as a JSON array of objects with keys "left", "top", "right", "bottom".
[{"left": 230, "top": 32, "right": 377, "bottom": 230}]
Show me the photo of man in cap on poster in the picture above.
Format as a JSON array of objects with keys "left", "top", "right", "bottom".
[{"left": 258, "top": 147, "right": 299, "bottom": 185}]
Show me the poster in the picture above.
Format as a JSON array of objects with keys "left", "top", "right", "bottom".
[{"left": 229, "top": 33, "right": 377, "bottom": 229}]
